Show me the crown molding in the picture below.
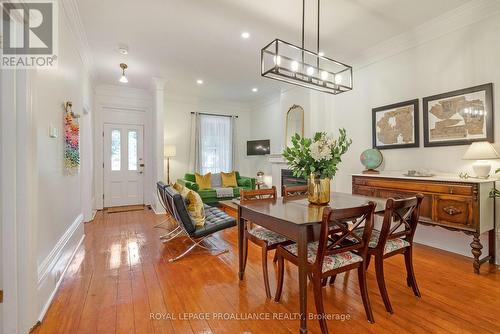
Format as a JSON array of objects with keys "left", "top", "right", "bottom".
[
  {"left": 60, "top": 0, "right": 94, "bottom": 77},
  {"left": 353, "top": 0, "right": 500, "bottom": 70}
]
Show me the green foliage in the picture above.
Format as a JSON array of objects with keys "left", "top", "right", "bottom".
[
  {"left": 489, "top": 168, "right": 500, "bottom": 198},
  {"left": 282, "top": 128, "right": 353, "bottom": 179}
]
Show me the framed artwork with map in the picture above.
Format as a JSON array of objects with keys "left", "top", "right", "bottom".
[
  {"left": 372, "top": 99, "right": 419, "bottom": 150},
  {"left": 423, "top": 83, "right": 493, "bottom": 147}
]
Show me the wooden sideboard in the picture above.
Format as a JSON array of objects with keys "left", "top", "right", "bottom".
[{"left": 352, "top": 173, "right": 496, "bottom": 273}]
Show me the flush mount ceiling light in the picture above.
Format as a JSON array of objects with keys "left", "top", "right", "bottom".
[
  {"left": 196, "top": 79, "right": 204, "bottom": 85},
  {"left": 119, "top": 63, "right": 128, "bottom": 83},
  {"left": 261, "top": 0, "right": 353, "bottom": 95},
  {"left": 252, "top": 87, "right": 258, "bottom": 92},
  {"left": 118, "top": 44, "right": 129, "bottom": 55},
  {"left": 241, "top": 32, "right": 250, "bottom": 39}
]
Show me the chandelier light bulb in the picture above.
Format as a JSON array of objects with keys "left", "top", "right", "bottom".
[
  {"left": 320, "top": 70, "right": 328, "bottom": 80},
  {"left": 334, "top": 74, "right": 342, "bottom": 85},
  {"left": 273, "top": 55, "right": 281, "bottom": 66},
  {"left": 306, "top": 66, "right": 314, "bottom": 76},
  {"left": 119, "top": 63, "right": 128, "bottom": 84},
  {"left": 291, "top": 61, "right": 299, "bottom": 72}
]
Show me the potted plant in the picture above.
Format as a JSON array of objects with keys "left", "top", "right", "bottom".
[{"left": 283, "top": 129, "right": 352, "bottom": 205}]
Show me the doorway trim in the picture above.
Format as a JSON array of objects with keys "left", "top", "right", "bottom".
[{"left": 94, "top": 85, "right": 153, "bottom": 210}]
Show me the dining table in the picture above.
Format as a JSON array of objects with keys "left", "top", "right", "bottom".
[{"left": 235, "top": 192, "right": 387, "bottom": 334}]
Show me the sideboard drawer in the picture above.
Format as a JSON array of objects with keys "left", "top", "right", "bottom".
[
  {"left": 433, "top": 195, "right": 474, "bottom": 229},
  {"left": 352, "top": 185, "right": 377, "bottom": 197},
  {"left": 353, "top": 177, "right": 474, "bottom": 196}
]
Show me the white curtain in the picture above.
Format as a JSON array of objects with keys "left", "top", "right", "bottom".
[{"left": 196, "top": 114, "right": 233, "bottom": 174}]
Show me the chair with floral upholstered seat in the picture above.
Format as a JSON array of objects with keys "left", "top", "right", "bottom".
[
  {"left": 274, "top": 202, "right": 376, "bottom": 333},
  {"left": 360, "top": 194, "right": 424, "bottom": 314},
  {"left": 240, "top": 186, "right": 292, "bottom": 299}
]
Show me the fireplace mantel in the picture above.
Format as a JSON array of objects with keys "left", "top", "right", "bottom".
[
  {"left": 268, "top": 154, "right": 288, "bottom": 196},
  {"left": 268, "top": 153, "right": 287, "bottom": 164}
]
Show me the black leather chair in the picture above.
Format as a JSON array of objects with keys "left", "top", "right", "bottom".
[
  {"left": 163, "top": 185, "right": 236, "bottom": 262},
  {"left": 155, "top": 182, "right": 182, "bottom": 241}
]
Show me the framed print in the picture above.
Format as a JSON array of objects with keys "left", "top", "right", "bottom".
[
  {"left": 423, "top": 83, "right": 494, "bottom": 147},
  {"left": 372, "top": 99, "right": 419, "bottom": 150}
]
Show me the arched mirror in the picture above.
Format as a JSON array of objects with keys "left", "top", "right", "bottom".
[{"left": 285, "top": 104, "right": 304, "bottom": 147}]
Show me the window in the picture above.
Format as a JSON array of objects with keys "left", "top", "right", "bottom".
[
  {"left": 111, "top": 129, "right": 121, "bottom": 171},
  {"left": 128, "top": 130, "right": 138, "bottom": 170},
  {"left": 199, "top": 115, "right": 233, "bottom": 174}
]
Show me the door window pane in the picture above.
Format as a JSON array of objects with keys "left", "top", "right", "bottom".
[
  {"left": 128, "top": 130, "right": 138, "bottom": 171},
  {"left": 111, "top": 129, "right": 121, "bottom": 171}
]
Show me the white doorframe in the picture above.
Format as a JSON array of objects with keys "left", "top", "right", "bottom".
[{"left": 93, "top": 86, "right": 152, "bottom": 210}]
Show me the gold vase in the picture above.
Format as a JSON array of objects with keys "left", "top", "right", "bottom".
[{"left": 307, "top": 174, "right": 331, "bottom": 205}]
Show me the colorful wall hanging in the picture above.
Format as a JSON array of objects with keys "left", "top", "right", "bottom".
[{"left": 64, "top": 101, "right": 80, "bottom": 172}]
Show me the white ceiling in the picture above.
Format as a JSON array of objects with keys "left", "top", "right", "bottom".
[{"left": 77, "top": 0, "right": 469, "bottom": 102}]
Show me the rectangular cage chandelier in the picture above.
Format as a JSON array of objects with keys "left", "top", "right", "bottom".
[{"left": 260, "top": 0, "right": 353, "bottom": 95}]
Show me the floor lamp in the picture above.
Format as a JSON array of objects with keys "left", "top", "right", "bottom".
[{"left": 165, "top": 145, "right": 176, "bottom": 185}]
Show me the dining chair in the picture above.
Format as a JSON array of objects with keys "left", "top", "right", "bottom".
[
  {"left": 240, "top": 186, "right": 291, "bottom": 299},
  {"left": 359, "top": 194, "right": 424, "bottom": 314},
  {"left": 274, "top": 202, "right": 376, "bottom": 333},
  {"left": 282, "top": 184, "right": 308, "bottom": 198}
]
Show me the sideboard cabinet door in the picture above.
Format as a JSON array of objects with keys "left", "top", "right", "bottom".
[{"left": 433, "top": 195, "right": 474, "bottom": 230}]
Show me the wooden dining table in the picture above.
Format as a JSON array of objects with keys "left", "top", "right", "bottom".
[{"left": 235, "top": 192, "right": 386, "bottom": 334}]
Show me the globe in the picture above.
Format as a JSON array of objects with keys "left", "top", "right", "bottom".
[{"left": 360, "top": 149, "right": 383, "bottom": 171}]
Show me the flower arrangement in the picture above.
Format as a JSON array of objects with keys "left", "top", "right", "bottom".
[{"left": 282, "top": 128, "right": 353, "bottom": 179}]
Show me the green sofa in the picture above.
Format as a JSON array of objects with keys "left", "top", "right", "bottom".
[{"left": 176, "top": 172, "right": 256, "bottom": 203}]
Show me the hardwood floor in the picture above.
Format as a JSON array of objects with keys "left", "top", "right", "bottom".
[{"left": 33, "top": 208, "right": 500, "bottom": 334}]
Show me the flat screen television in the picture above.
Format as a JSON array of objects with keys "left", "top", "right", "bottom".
[{"left": 247, "top": 139, "right": 270, "bottom": 156}]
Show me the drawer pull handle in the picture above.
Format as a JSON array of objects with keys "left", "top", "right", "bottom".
[{"left": 443, "top": 206, "right": 462, "bottom": 215}]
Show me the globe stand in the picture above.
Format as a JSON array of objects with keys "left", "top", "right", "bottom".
[{"left": 362, "top": 169, "right": 380, "bottom": 174}]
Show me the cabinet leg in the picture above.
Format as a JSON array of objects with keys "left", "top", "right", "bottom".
[{"left": 470, "top": 233, "right": 483, "bottom": 274}]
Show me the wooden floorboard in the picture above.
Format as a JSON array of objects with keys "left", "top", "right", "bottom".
[{"left": 32, "top": 208, "right": 500, "bottom": 334}]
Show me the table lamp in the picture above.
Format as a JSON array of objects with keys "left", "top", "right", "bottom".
[
  {"left": 462, "top": 141, "right": 499, "bottom": 178},
  {"left": 165, "top": 145, "right": 176, "bottom": 184}
]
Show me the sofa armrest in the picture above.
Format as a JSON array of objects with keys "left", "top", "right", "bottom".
[
  {"left": 237, "top": 176, "right": 256, "bottom": 189},
  {"left": 176, "top": 178, "right": 200, "bottom": 191}
]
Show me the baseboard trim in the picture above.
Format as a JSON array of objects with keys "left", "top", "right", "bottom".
[
  {"left": 37, "top": 214, "right": 83, "bottom": 284},
  {"left": 37, "top": 233, "right": 85, "bottom": 322}
]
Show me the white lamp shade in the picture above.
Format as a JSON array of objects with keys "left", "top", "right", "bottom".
[
  {"left": 462, "top": 141, "right": 499, "bottom": 160},
  {"left": 165, "top": 145, "right": 176, "bottom": 158}
]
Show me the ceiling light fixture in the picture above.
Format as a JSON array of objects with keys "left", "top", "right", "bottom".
[
  {"left": 196, "top": 79, "right": 204, "bottom": 85},
  {"left": 252, "top": 88, "right": 258, "bottom": 92},
  {"left": 119, "top": 63, "right": 128, "bottom": 83},
  {"left": 260, "top": 0, "right": 352, "bottom": 95},
  {"left": 241, "top": 32, "right": 250, "bottom": 39},
  {"left": 118, "top": 46, "right": 128, "bottom": 55}
]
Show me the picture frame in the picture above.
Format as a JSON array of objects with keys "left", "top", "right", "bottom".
[
  {"left": 372, "top": 99, "right": 419, "bottom": 150},
  {"left": 423, "top": 83, "right": 494, "bottom": 147}
]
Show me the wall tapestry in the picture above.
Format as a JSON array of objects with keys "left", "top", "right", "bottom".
[
  {"left": 64, "top": 101, "right": 80, "bottom": 172},
  {"left": 372, "top": 99, "right": 419, "bottom": 150},
  {"left": 423, "top": 83, "right": 493, "bottom": 147}
]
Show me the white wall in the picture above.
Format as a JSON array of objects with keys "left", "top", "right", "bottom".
[
  {"left": 164, "top": 95, "right": 252, "bottom": 182},
  {"left": 31, "top": 3, "right": 94, "bottom": 325},
  {"left": 0, "top": 2, "right": 95, "bottom": 332},
  {"left": 246, "top": 12, "right": 500, "bottom": 261},
  {"left": 325, "top": 11, "right": 500, "bottom": 260}
]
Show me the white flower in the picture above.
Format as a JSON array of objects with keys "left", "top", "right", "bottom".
[{"left": 310, "top": 141, "right": 332, "bottom": 161}]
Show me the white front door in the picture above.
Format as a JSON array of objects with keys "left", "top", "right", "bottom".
[{"left": 103, "top": 124, "right": 144, "bottom": 207}]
